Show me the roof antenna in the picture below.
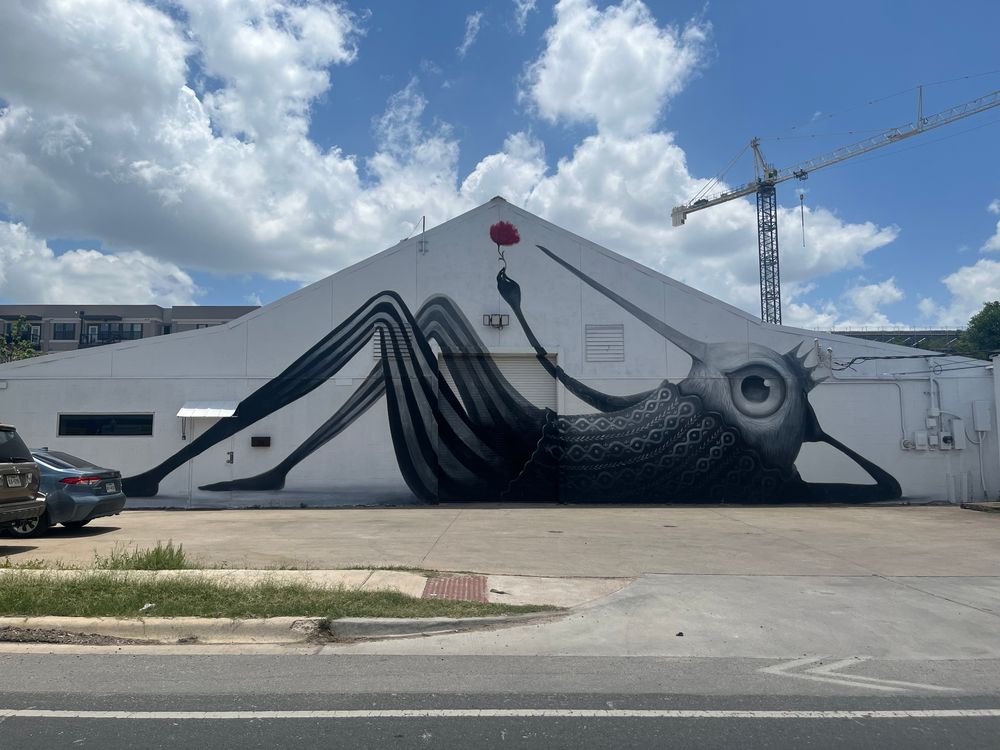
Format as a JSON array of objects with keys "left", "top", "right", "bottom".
[{"left": 417, "top": 216, "right": 429, "bottom": 254}]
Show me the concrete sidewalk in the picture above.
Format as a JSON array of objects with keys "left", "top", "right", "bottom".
[
  {"left": 2, "top": 506, "right": 998, "bottom": 660},
  {"left": 2, "top": 505, "right": 998, "bottom": 577}
]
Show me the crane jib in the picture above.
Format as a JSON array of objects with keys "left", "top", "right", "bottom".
[
  {"left": 674, "top": 87, "right": 1000, "bottom": 218},
  {"left": 670, "top": 86, "right": 1000, "bottom": 324}
]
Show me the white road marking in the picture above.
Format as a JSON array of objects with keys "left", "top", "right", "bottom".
[
  {"left": 0, "top": 709, "right": 997, "bottom": 720},
  {"left": 807, "top": 658, "right": 958, "bottom": 692},
  {"left": 760, "top": 656, "right": 958, "bottom": 693}
]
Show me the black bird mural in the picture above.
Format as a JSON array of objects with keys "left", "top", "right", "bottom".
[{"left": 123, "top": 230, "right": 900, "bottom": 504}]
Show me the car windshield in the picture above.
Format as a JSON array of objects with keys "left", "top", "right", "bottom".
[
  {"left": 0, "top": 430, "right": 32, "bottom": 463},
  {"left": 34, "top": 450, "right": 98, "bottom": 470}
]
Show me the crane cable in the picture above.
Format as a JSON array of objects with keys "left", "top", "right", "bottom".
[
  {"left": 767, "top": 68, "right": 1000, "bottom": 139},
  {"left": 689, "top": 141, "right": 750, "bottom": 204}
]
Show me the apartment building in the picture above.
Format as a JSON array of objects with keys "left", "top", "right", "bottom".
[{"left": 0, "top": 305, "right": 258, "bottom": 354}]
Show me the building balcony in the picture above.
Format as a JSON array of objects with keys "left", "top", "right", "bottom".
[{"left": 79, "top": 330, "right": 144, "bottom": 348}]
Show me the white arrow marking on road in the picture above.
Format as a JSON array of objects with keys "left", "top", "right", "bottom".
[{"left": 759, "top": 656, "right": 958, "bottom": 693}]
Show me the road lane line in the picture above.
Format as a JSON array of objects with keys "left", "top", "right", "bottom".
[{"left": 0, "top": 709, "right": 998, "bottom": 720}]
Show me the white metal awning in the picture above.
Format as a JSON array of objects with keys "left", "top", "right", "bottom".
[{"left": 176, "top": 401, "right": 239, "bottom": 418}]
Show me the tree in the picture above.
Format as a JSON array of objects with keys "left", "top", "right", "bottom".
[
  {"left": 0, "top": 317, "right": 39, "bottom": 364},
  {"left": 957, "top": 301, "right": 1000, "bottom": 359}
]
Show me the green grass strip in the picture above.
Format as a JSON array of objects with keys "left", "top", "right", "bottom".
[{"left": 0, "top": 572, "right": 556, "bottom": 619}]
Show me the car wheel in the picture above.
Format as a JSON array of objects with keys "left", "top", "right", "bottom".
[
  {"left": 62, "top": 519, "right": 91, "bottom": 530},
  {"left": 9, "top": 512, "right": 51, "bottom": 538}
]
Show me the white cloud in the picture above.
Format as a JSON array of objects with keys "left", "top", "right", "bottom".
[
  {"left": 185, "top": 0, "right": 359, "bottom": 141},
  {"left": 982, "top": 199, "right": 1000, "bottom": 252},
  {"left": 918, "top": 202, "right": 1000, "bottom": 326},
  {"left": 513, "top": 0, "right": 537, "bottom": 33},
  {"left": 457, "top": 11, "right": 484, "bottom": 58},
  {"left": 920, "top": 259, "right": 1000, "bottom": 327},
  {"left": 0, "top": 0, "right": 898, "bottom": 321},
  {"left": 844, "top": 278, "right": 904, "bottom": 318},
  {"left": 0, "top": 221, "right": 199, "bottom": 305},
  {"left": 783, "top": 278, "right": 905, "bottom": 329},
  {"left": 521, "top": 0, "right": 711, "bottom": 136},
  {"left": 460, "top": 132, "right": 547, "bottom": 205}
]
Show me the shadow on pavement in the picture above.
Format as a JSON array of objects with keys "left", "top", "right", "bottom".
[{"left": 0, "top": 544, "right": 39, "bottom": 557}]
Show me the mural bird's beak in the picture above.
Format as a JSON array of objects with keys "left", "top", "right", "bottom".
[
  {"left": 800, "top": 398, "right": 902, "bottom": 501},
  {"left": 533, "top": 245, "right": 709, "bottom": 362}
]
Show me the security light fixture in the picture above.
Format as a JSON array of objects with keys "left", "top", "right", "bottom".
[{"left": 483, "top": 314, "right": 509, "bottom": 330}]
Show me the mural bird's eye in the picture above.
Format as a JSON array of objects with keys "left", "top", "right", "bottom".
[{"left": 728, "top": 365, "right": 786, "bottom": 418}]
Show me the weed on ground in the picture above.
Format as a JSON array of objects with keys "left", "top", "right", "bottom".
[{"left": 93, "top": 541, "right": 191, "bottom": 570}]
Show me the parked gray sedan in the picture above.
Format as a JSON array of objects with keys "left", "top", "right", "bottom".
[{"left": 7, "top": 449, "right": 126, "bottom": 537}]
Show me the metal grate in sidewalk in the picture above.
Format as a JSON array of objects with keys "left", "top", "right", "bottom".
[{"left": 422, "top": 575, "right": 488, "bottom": 603}]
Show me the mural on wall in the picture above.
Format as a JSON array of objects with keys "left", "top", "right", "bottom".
[{"left": 122, "top": 222, "right": 901, "bottom": 503}]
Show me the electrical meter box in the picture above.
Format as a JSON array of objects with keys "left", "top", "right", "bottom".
[{"left": 973, "top": 400, "right": 993, "bottom": 433}]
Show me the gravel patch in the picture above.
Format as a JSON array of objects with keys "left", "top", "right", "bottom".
[{"left": 0, "top": 626, "right": 156, "bottom": 646}]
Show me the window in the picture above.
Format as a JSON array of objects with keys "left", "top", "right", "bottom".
[
  {"left": 33, "top": 450, "right": 94, "bottom": 470},
  {"left": 81, "top": 322, "right": 143, "bottom": 345},
  {"left": 58, "top": 414, "right": 154, "bottom": 436},
  {"left": 0, "top": 429, "right": 31, "bottom": 462},
  {"left": 195, "top": 323, "right": 213, "bottom": 329},
  {"left": 52, "top": 322, "right": 76, "bottom": 340},
  {"left": 4, "top": 322, "right": 40, "bottom": 347},
  {"left": 585, "top": 324, "right": 625, "bottom": 362}
]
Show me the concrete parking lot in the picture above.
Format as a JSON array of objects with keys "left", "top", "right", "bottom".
[{"left": 1, "top": 505, "right": 998, "bottom": 577}]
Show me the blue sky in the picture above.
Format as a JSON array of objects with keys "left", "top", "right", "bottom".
[{"left": 0, "top": 0, "right": 998, "bottom": 327}]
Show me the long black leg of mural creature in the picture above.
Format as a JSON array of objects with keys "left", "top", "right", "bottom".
[
  {"left": 133, "top": 290, "right": 546, "bottom": 501},
  {"left": 122, "top": 291, "right": 443, "bottom": 497},
  {"left": 374, "top": 309, "right": 546, "bottom": 502},
  {"left": 201, "top": 295, "right": 548, "bottom": 494},
  {"left": 199, "top": 362, "right": 388, "bottom": 492},
  {"left": 419, "top": 297, "right": 543, "bottom": 436}
]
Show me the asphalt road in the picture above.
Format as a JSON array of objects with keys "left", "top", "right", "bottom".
[{"left": 2, "top": 654, "right": 999, "bottom": 749}]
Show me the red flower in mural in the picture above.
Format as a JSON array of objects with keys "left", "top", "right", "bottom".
[{"left": 490, "top": 221, "right": 520, "bottom": 247}]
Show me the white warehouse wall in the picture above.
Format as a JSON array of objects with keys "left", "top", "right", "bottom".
[{"left": 0, "top": 197, "right": 995, "bottom": 507}]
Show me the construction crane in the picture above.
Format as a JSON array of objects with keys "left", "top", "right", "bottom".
[{"left": 671, "top": 87, "right": 1000, "bottom": 325}]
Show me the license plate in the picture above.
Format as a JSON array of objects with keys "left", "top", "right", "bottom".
[
  {"left": 5, "top": 475, "right": 22, "bottom": 488},
  {"left": 105, "top": 482, "right": 117, "bottom": 493}
]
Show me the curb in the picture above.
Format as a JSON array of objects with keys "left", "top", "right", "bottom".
[
  {"left": 329, "top": 612, "right": 562, "bottom": 639},
  {"left": 0, "top": 616, "right": 325, "bottom": 644},
  {"left": 0, "top": 611, "right": 562, "bottom": 645}
]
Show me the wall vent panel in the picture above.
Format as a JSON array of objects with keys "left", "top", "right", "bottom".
[{"left": 585, "top": 324, "right": 625, "bottom": 362}]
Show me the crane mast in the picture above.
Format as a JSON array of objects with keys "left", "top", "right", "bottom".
[{"left": 672, "top": 87, "right": 1000, "bottom": 325}]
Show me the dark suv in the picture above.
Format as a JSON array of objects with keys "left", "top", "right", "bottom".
[{"left": 0, "top": 425, "right": 44, "bottom": 530}]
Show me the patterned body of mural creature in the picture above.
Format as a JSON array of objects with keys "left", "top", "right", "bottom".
[{"left": 122, "top": 229, "right": 901, "bottom": 503}]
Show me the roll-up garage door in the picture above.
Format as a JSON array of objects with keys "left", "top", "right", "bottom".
[{"left": 438, "top": 353, "right": 557, "bottom": 411}]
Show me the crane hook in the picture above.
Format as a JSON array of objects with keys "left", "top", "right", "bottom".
[{"left": 799, "top": 191, "right": 806, "bottom": 247}]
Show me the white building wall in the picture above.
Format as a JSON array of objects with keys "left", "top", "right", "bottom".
[{"left": 0, "top": 197, "right": 996, "bottom": 506}]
